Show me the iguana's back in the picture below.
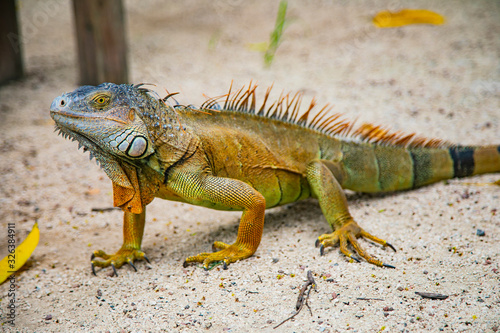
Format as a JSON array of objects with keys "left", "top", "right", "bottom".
[{"left": 178, "top": 104, "right": 500, "bottom": 197}]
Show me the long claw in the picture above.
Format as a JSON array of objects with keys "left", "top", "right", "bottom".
[
  {"left": 319, "top": 244, "right": 325, "bottom": 256},
  {"left": 91, "top": 262, "right": 97, "bottom": 276},
  {"left": 111, "top": 263, "right": 118, "bottom": 277},
  {"left": 182, "top": 261, "right": 188, "bottom": 268},
  {"left": 91, "top": 253, "right": 96, "bottom": 261},
  {"left": 128, "top": 260, "right": 137, "bottom": 272},
  {"left": 315, "top": 239, "right": 320, "bottom": 248},
  {"left": 383, "top": 263, "right": 396, "bottom": 269},
  {"left": 386, "top": 242, "right": 396, "bottom": 252},
  {"left": 350, "top": 255, "right": 361, "bottom": 263},
  {"left": 143, "top": 255, "right": 151, "bottom": 264},
  {"left": 223, "top": 261, "right": 228, "bottom": 270}
]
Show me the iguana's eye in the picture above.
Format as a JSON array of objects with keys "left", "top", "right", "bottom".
[{"left": 92, "top": 94, "right": 111, "bottom": 108}]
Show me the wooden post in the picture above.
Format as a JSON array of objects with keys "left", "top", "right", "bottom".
[
  {"left": 0, "top": 0, "right": 24, "bottom": 85},
  {"left": 72, "top": 0, "right": 128, "bottom": 85}
]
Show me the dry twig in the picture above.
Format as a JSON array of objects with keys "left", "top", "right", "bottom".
[
  {"left": 91, "top": 207, "right": 121, "bottom": 212},
  {"left": 274, "top": 270, "right": 316, "bottom": 329},
  {"left": 415, "top": 292, "right": 449, "bottom": 300}
]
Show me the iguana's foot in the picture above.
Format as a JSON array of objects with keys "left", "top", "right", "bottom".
[
  {"left": 183, "top": 241, "right": 254, "bottom": 269},
  {"left": 316, "top": 220, "right": 396, "bottom": 268},
  {"left": 91, "top": 247, "right": 150, "bottom": 276}
]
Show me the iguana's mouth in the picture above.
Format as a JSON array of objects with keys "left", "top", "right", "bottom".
[
  {"left": 51, "top": 109, "right": 99, "bottom": 119},
  {"left": 50, "top": 102, "right": 106, "bottom": 149},
  {"left": 51, "top": 109, "right": 127, "bottom": 125},
  {"left": 53, "top": 123, "right": 104, "bottom": 163}
]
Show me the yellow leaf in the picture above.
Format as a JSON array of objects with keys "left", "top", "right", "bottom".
[
  {"left": 373, "top": 9, "right": 445, "bottom": 28},
  {"left": 0, "top": 223, "right": 40, "bottom": 284}
]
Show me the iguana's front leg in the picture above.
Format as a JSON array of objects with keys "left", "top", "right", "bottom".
[
  {"left": 167, "top": 167, "right": 266, "bottom": 269},
  {"left": 306, "top": 160, "right": 396, "bottom": 268},
  {"left": 91, "top": 210, "right": 150, "bottom": 276}
]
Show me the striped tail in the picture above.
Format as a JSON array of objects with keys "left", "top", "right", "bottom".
[{"left": 411, "top": 145, "right": 500, "bottom": 188}]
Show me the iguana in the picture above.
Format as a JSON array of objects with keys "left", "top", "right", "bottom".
[{"left": 50, "top": 82, "right": 500, "bottom": 276}]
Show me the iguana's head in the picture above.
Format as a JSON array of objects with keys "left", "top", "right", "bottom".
[{"left": 50, "top": 83, "right": 156, "bottom": 161}]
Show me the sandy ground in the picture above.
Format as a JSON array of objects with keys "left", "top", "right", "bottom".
[{"left": 0, "top": 0, "right": 499, "bottom": 332}]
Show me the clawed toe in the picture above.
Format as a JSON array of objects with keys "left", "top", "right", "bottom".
[
  {"left": 315, "top": 220, "right": 396, "bottom": 268},
  {"left": 90, "top": 248, "right": 148, "bottom": 276},
  {"left": 184, "top": 241, "right": 255, "bottom": 270}
]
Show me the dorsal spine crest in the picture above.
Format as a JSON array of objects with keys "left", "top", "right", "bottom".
[
  {"left": 135, "top": 82, "right": 454, "bottom": 149},
  {"left": 198, "top": 82, "right": 452, "bottom": 149}
]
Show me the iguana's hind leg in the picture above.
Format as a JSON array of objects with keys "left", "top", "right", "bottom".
[
  {"left": 91, "top": 210, "right": 150, "bottom": 276},
  {"left": 306, "top": 160, "right": 395, "bottom": 268}
]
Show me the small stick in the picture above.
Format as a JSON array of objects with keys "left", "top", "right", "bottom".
[
  {"left": 356, "top": 297, "right": 384, "bottom": 301},
  {"left": 91, "top": 207, "right": 121, "bottom": 212},
  {"left": 274, "top": 270, "right": 316, "bottom": 329},
  {"left": 296, "top": 270, "right": 315, "bottom": 310},
  {"left": 415, "top": 292, "right": 449, "bottom": 300}
]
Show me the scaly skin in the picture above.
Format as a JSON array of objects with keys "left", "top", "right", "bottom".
[
  {"left": 50, "top": 83, "right": 500, "bottom": 276},
  {"left": 90, "top": 211, "right": 149, "bottom": 276}
]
